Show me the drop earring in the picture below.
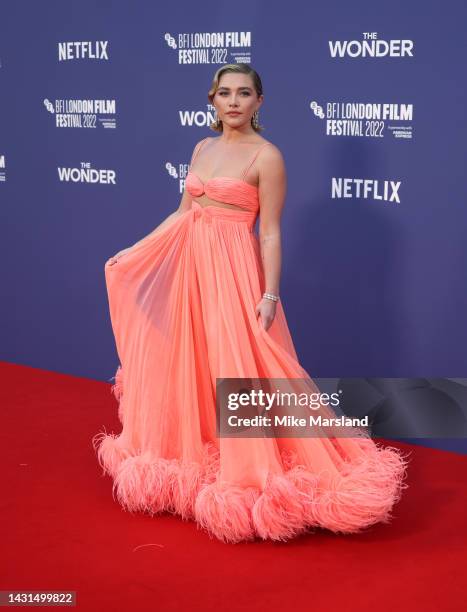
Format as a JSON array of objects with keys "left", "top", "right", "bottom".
[
  {"left": 252, "top": 110, "right": 259, "bottom": 129},
  {"left": 213, "top": 109, "right": 222, "bottom": 130}
]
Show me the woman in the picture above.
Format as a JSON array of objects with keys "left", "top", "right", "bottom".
[{"left": 93, "top": 63, "right": 409, "bottom": 543}]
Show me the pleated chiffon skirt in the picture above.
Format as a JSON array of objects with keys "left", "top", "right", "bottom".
[{"left": 92, "top": 201, "right": 409, "bottom": 543}]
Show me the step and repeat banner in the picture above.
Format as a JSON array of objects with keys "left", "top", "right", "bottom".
[{"left": 1, "top": 2, "right": 466, "bottom": 404}]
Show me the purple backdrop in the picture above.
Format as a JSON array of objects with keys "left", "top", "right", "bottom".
[{"left": 1, "top": 1, "right": 466, "bottom": 450}]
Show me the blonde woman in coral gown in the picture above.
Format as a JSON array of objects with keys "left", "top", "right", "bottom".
[{"left": 93, "top": 63, "right": 409, "bottom": 543}]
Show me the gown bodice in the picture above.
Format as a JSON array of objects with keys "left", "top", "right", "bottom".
[
  {"left": 186, "top": 138, "right": 272, "bottom": 213},
  {"left": 186, "top": 172, "right": 260, "bottom": 213}
]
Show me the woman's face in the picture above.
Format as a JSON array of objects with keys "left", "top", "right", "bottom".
[{"left": 213, "top": 72, "right": 263, "bottom": 129}]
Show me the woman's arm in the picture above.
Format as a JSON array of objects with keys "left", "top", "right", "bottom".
[
  {"left": 108, "top": 202, "right": 185, "bottom": 264},
  {"left": 108, "top": 141, "right": 203, "bottom": 264},
  {"left": 255, "top": 144, "right": 287, "bottom": 330}
]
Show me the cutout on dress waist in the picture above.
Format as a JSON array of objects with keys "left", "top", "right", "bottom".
[{"left": 190, "top": 198, "right": 256, "bottom": 213}]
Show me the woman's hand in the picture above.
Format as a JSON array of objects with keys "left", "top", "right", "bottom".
[
  {"left": 106, "top": 209, "right": 184, "bottom": 267},
  {"left": 107, "top": 247, "right": 132, "bottom": 266},
  {"left": 255, "top": 298, "right": 277, "bottom": 331}
]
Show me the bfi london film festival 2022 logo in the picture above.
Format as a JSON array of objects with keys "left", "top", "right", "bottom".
[
  {"left": 310, "top": 33, "right": 414, "bottom": 140},
  {"left": 314, "top": 33, "right": 414, "bottom": 205},
  {"left": 165, "top": 30, "right": 253, "bottom": 192},
  {"left": 53, "top": 41, "right": 116, "bottom": 186},
  {"left": 164, "top": 30, "right": 252, "bottom": 129}
]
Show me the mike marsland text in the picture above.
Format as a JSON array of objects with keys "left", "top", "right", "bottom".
[{"left": 226, "top": 415, "right": 369, "bottom": 428}]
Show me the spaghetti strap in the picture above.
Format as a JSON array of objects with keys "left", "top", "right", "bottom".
[
  {"left": 241, "top": 143, "right": 271, "bottom": 181},
  {"left": 189, "top": 137, "right": 210, "bottom": 168}
]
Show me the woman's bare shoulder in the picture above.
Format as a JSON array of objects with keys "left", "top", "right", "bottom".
[
  {"left": 205, "top": 135, "right": 284, "bottom": 163},
  {"left": 259, "top": 140, "right": 284, "bottom": 163},
  {"left": 189, "top": 136, "right": 212, "bottom": 161},
  {"left": 208, "top": 135, "right": 276, "bottom": 147},
  {"left": 194, "top": 135, "right": 212, "bottom": 149}
]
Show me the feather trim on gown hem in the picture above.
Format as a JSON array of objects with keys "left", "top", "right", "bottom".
[{"left": 92, "top": 407, "right": 409, "bottom": 544}]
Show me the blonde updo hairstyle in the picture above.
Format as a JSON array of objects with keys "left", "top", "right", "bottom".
[{"left": 208, "top": 63, "right": 264, "bottom": 133}]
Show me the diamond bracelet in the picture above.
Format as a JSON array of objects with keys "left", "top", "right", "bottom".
[{"left": 263, "top": 292, "right": 280, "bottom": 303}]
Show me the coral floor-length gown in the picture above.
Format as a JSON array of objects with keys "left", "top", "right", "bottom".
[{"left": 92, "top": 137, "right": 409, "bottom": 543}]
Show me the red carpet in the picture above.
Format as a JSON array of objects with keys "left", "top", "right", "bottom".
[{"left": 1, "top": 361, "right": 466, "bottom": 611}]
